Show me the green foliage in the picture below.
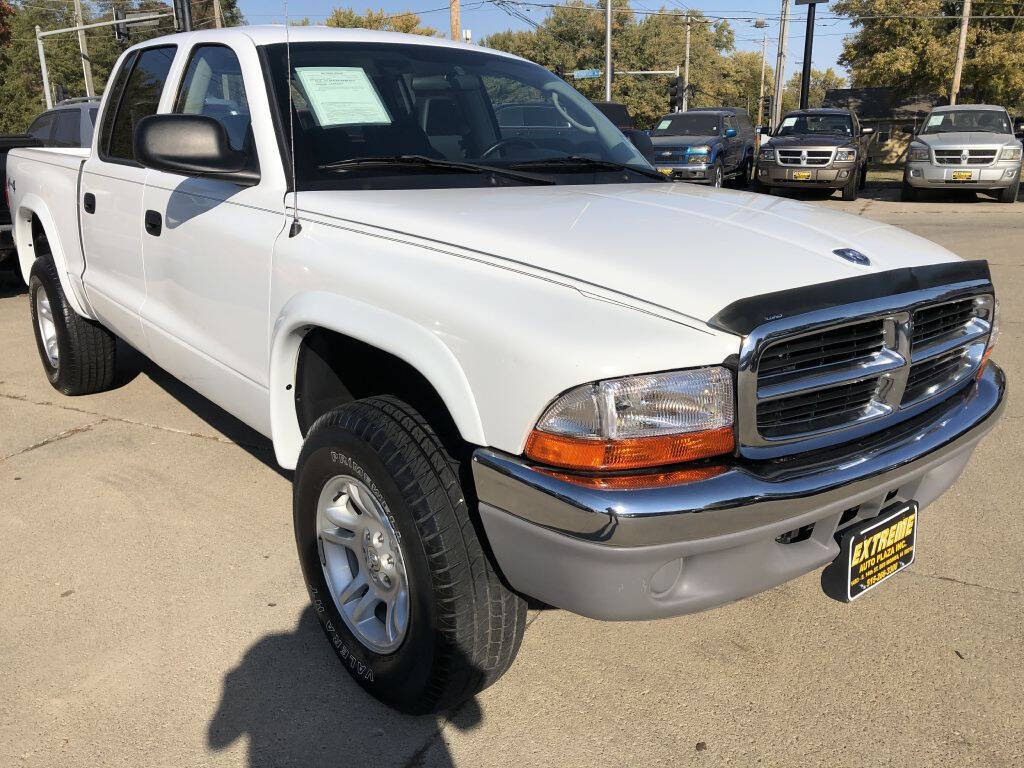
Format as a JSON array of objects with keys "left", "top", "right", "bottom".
[
  {"left": 483, "top": 1, "right": 750, "bottom": 128},
  {"left": 0, "top": 1, "right": 244, "bottom": 133},
  {"left": 780, "top": 66, "right": 847, "bottom": 113},
  {"left": 833, "top": 0, "right": 1024, "bottom": 114},
  {"left": 323, "top": 8, "right": 439, "bottom": 36}
]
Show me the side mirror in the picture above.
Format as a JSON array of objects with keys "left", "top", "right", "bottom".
[
  {"left": 756, "top": 125, "right": 769, "bottom": 134},
  {"left": 900, "top": 125, "right": 916, "bottom": 136},
  {"left": 861, "top": 126, "right": 874, "bottom": 135},
  {"left": 134, "top": 114, "right": 259, "bottom": 186},
  {"left": 1015, "top": 118, "right": 1024, "bottom": 139},
  {"left": 725, "top": 127, "right": 738, "bottom": 138}
]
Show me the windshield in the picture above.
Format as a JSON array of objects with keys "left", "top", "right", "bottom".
[
  {"left": 651, "top": 113, "right": 721, "bottom": 137},
  {"left": 262, "top": 42, "right": 653, "bottom": 190},
  {"left": 921, "top": 109, "right": 1012, "bottom": 135},
  {"left": 775, "top": 113, "right": 853, "bottom": 137}
]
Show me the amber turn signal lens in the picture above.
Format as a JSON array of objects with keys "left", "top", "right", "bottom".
[{"left": 524, "top": 427, "right": 735, "bottom": 471}]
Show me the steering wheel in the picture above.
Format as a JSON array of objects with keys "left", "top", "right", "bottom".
[{"left": 480, "top": 137, "right": 540, "bottom": 159}]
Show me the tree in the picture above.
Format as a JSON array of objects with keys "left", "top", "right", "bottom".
[
  {"left": 780, "top": 66, "right": 847, "bottom": 113},
  {"left": 832, "top": 0, "right": 1024, "bottom": 114},
  {"left": 323, "top": 8, "right": 439, "bottom": 36},
  {"left": 482, "top": 1, "right": 738, "bottom": 128}
]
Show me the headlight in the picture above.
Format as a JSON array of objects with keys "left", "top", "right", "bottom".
[
  {"left": 524, "top": 367, "right": 735, "bottom": 470},
  {"left": 999, "top": 146, "right": 1022, "bottom": 161},
  {"left": 688, "top": 145, "right": 711, "bottom": 154},
  {"left": 908, "top": 145, "right": 930, "bottom": 162},
  {"left": 835, "top": 148, "right": 857, "bottom": 162},
  {"left": 760, "top": 148, "right": 775, "bottom": 161}
]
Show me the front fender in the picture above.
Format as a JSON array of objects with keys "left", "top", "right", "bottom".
[{"left": 268, "top": 291, "right": 487, "bottom": 470}]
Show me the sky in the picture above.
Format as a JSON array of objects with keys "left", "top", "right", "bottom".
[{"left": 236, "top": 0, "right": 856, "bottom": 78}]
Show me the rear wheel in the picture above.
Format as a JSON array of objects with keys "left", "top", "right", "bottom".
[
  {"left": 998, "top": 179, "right": 1020, "bottom": 203},
  {"left": 293, "top": 396, "right": 527, "bottom": 714},
  {"left": 29, "top": 255, "right": 116, "bottom": 395}
]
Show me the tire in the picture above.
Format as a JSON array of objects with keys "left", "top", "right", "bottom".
[
  {"left": 293, "top": 396, "right": 527, "bottom": 714},
  {"left": 859, "top": 163, "right": 868, "bottom": 190},
  {"left": 840, "top": 171, "right": 859, "bottom": 201},
  {"left": 900, "top": 179, "right": 919, "bottom": 202},
  {"left": 709, "top": 160, "right": 723, "bottom": 188},
  {"left": 733, "top": 157, "right": 753, "bottom": 188},
  {"left": 998, "top": 178, "right": 1020, "bottom": 203},
  {"left": 29, "top": 255, "right": 116, "bottom": 395}
]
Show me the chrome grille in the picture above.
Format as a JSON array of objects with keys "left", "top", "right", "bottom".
[
  {"left": 902, "top": 348, "right": 971, "bottom": 405},
  {"left": 933, "top": 148, "right": 998, "bottom": 166},
  {"left": 738, "top": 288, "right": 994, "bottom": 456},
  {"left": 757, "top": 377, "right": 880, "bottom": 438},
  {"left": 778, "top": 149, "right": 834, "bottom": 166}
]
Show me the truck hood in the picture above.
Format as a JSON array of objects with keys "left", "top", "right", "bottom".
[
  {"left": 915, "top": 132, "right": 1018, "bottom": 149},
  {"left": 765, "top": 134, "right": 853, "bottom": 149},
  {"left": 651, "top": 134, "right": 719, "bottom": 149},
  {"left": 297, "top": 183, "right": 960, "bottom": 325}
]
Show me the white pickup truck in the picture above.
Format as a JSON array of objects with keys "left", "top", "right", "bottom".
[{"left": 7, "top": 27, "right": 1006, "bottom": 713}]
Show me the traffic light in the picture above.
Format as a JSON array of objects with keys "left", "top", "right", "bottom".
[
  {"left": 113, "top": 8, "right": 129, "bottom": 44},
  {"left": 668, "top": 76, "right": 685, "bottom": 111}
]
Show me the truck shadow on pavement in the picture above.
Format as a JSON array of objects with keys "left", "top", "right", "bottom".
[{"left": 207, "top": 606, "right": 476, "bottom": 768}]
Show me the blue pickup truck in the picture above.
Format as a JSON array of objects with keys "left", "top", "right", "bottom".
[{"left": 649, "top": 107, "right": 756, "bottom": 187}]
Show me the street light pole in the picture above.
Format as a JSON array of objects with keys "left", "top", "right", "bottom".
[
  {"left": 772, "top": 0, "right": 790, "bottom": 129},
  {"left": 799, "top": 2, "right": 816, "bottom": 109},
  {"left": 605, "top": 0, "right": 612, "bottom": 100},
  {"left": 73, "top": 0, "right": 95, "bottom": 98},
  {"left": 757, "top": 31, "right": 767, "bottom": 130},
  {"left": 36, "top": 26, "right": 53, "bottom": 109}
]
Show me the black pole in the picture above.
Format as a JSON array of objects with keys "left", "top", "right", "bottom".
[
  {"left": 799, "top": 2, "right": 816, "bottom": 109},
  {"left": 175, "top": 0, "right": 193, "bottom": 31}
]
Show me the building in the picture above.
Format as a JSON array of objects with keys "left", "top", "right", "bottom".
[{"left": 823, "top": 87, "right": 946, "bottom": 164}]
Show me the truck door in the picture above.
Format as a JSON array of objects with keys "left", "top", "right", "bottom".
[
  {"left": 80, "top": 45, "right": 177, "bottom": 352},
  {"left": 139, "top": 43, "right": 283, "bottom": 432},
  {"left": 723, "top": 114, "right": 740, "bottom": 171}
]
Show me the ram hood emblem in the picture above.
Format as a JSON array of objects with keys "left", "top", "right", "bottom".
[{"left": 833, "top": 248, "right": 870, "bottom": 266}]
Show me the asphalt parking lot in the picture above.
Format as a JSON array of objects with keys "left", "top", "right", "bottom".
[{"left": 1, "top": 186, "right": 1022, "bottom": 768}]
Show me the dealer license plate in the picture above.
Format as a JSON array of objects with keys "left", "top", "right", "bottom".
[
  {"left": 951, "top": 170, "right": 974, "bottom": 181},
  {"left": 822, "top": 502, "right": 918, "bottom": 602},
  {"left": 657, "top": 167, "right": 674, "bottom": 176},
  {"left": 792, "top": 170, "right": 812, "bottom": 181}
]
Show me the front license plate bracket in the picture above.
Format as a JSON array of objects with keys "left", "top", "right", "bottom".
[{"left": 821, "top": 501, "right": 918, "bottom": 603}]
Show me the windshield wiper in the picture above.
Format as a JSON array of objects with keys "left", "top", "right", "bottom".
[
  {"left": 317, "top": 155, "right": 555, "bottom": 185},
  {"left": 510, "top": 155, "right": 666, "bottom": 181}
]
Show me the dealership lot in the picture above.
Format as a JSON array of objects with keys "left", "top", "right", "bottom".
[{"left": 1, "top": 191, "right": 1022, "bottom": 768}]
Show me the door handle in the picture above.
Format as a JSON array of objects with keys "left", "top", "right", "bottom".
[
  {"left": 144, "top": 209, "right": 162, "bottom": 237},
  {"left": 83, "top": 192, "right": 95, "bottom": 214}
]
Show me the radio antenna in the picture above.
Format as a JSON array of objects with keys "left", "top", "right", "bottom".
[{"left": 284, "top": 0, "right": 301, "bottom": 237}]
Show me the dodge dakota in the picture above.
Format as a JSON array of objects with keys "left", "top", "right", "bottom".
[{"left": 6, "top": 27, "right": 1005, "bottom": 714}]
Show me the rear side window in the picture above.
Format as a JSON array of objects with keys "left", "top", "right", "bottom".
[
  {"left": 27, "top": 112, "right": 55, "bottom": 142},
  {"left": 102, "top": 46, "right": 177, "bottom": 163},
  {"left": 174, "top": 45, "right": 251, "bottom": 152},
  {"left": 52, "top": 110, "right": 82, "bottom": 147}
]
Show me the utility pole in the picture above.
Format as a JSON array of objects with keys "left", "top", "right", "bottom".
[
  {"left": 449, "top": 0, "right": 460, "bottom": 41},
  {"left": 772, "top": 0, "right": 790, "bottom": 129},
  {"left": 757, "top": 30, "right": 768, "bottom": 133},
  {"left": 681, "top": 15, "right": 691, "bottom": 111},
  {"left": 799, "top": 1, "right": 816, "bottom": 109},
  {"left": 951, "top": 0, "right": 971, "bottom": 105},
  {"left": 213, "top": 0, "right": 224, "bottom": 28},
  {"left": 73, "top": 0, "right": 95, "bottom": 98},
  {"left": 36, "top": 26, "right": 53, "bottom": 109},
  {"left": 604, "top": 0, "right": 612, "bottom": 100}
]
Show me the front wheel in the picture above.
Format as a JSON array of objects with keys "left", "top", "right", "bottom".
[
  {"left": 998, "top": 179, "right": 1020, "bottom": 203},
  {"left": 709, "top": 160, "right": 724, "bottom": 188},
  {"left": 840, "top": 171, "right": 860, "bottom": 201},
  {"left": 900, "top": 179, "right": 919, "bottom": 202},
  {"left": 293, "top": 396, "right": 526, "bottom": 714}
]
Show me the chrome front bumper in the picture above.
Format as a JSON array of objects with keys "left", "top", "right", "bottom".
[
  {"left": 471, "top": 364, "right": 1005, "bottom": 620},
  {"left": 655, "top": 163, "right": 710, "bottom": 182},
  {"left": 756, "top": 162, "right": 856, "bottom": 188},
  {"left": 905, "top": 162, "right": 1019, "bottom": 189}
]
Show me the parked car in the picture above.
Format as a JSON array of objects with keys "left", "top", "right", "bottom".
[
  {"left": 901, "top": 104, "right": 1022, "bottom": 203},
  {"left": 590, "top": 100, "right": 655, "bottom": 164},
  {"left": 7, "top": 27, "right": 1005, "bottom": 714},
  {"left": 649, "top": 107, "right": 755, "bottom": 187},
  {"left": 26, "top": 97, "right": 100, "bottom": 149},
  {"left": 755, "top": 108, "right": 872, "bottom": 200},
  {"left": 0, "top": 134, "right": 42, "bottom": 277}
]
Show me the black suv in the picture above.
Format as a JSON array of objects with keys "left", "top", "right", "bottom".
[{"left": 755, "top": 108, "right": 872, "bottom": 200}]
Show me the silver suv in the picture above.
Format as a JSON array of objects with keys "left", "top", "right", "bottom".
[{"left": 902, "top": 104, "right": 1023, "bottom": 203}]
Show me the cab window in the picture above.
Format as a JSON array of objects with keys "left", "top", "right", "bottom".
[
  {"left": 174, "top": 44, "right": 252, "bottom": 152},
  {"left": 102, "top": 45, "right": 177, "bottom": 162},
  {"left": 52, "top": 110, "right": 82, "bottom": 147},
  {"left": 27, "top": 112, "right": 55, "bottom": 142}
]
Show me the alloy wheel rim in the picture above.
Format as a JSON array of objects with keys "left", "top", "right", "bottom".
[
  {"left": 316, "top": 474, "right": 410, "bottom": 654},
  {"left": 713, "top": 166, "right": 722, "bottom": 187},
  {"left": 35, "top": 289, "right": 59, "bottom": 368}
]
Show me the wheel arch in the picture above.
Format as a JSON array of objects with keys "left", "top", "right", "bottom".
[
  {"left": 14, "top": 195, "right": 92, "bottom": 317},
  {"left": 269, "top": 292, "right": 487, "bottom": 470}
]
